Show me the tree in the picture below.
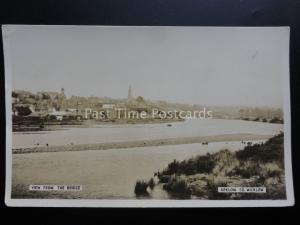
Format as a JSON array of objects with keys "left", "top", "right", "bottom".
[
  {"left": 12, "top": 92, "right": 18, "bottom": 98},
  {"left": 42, "top": 93, "right": 50, "bottom": 100},
  {"left": 136, "top": 96, "right": 145, "bottom": 103},
  {"left": 16, "top": 106, "right": 32, "bottom": 116}
]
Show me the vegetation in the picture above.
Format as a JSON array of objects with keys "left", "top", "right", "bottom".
[
  {"left": 148, "top": 178, "right": 155, "bottom": 190},
  {"left": 269, "top": 117, "right": 283, "bottom": 124},
  {"left": 206, "top": 181, "right": 231, "bottom": 200},
  {"left": 134, "top": 178, "right": 157, "bottom": 197},
  {"left": 238, "top": 107, "right": 283, "bottom": 120},
  {"left": 236, "top": 132, "right": 284, "bottom": 167},
  {"left": 227, "top": 161, "right": 261, "bottom": 178},
  {"left": 242, "top": 116, "right": 283, "bottom": 124},
  {"left": 163, "top": 177, "right": 192, "bottom": 198},
  {"left": 151, "top": 133, "right": 286, "bottom": 200},
  {"left": 15, "top": 106, "right": 32, "bottom": 116},
  {"left": 158, "top": 154, "right": 215, "bottom": 177},
  {"left": 134, "top": 180, "right": 149, "bottom": 196}
]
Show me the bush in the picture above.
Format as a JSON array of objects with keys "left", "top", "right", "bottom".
[
  {"left": 166, "top": 159, "right": 180, "bottom": 175},
  {"left": 148, "top": 178, "right": 155, "bottom": 190},
  {"left": 15, "top": 106, "right": 32, "bottom": 116},
  {"left": 236, "top": 133, "right": 284, "bottom": 167},
  {"left": 267, "top": 169, "right": 281, "bottom": 178},
  {"left": 134, "top": 180, "right": 149, "bottom": 196},
  {"left": 160, "top": 154, "right": 215, "bottom": 177},
  {"left": 194, "top": 154, "right": 215, "bottom": 174},
  {"left": 158, "top": 174, "right": 170, "bottom": 183},
  {"left": 228, "top": 162, "right": 261, "bottom": 178},
  {"left": 163, "top": 177, "right": 191, "bottom": 198}
]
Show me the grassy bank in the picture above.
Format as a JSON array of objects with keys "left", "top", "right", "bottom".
[{"left": 137, "top": 132, "right": 286, "bottom": 199}]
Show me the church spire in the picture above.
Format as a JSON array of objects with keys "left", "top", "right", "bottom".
[{"left": 128, "top": 85, "right": 133, "bottom": 99}]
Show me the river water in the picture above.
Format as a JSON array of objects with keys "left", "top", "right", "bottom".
[
  {"left": 13, "top": 119, "right": 282, "bottom": 148},
  {"left": 12, "top": 119, "right": 283, "bottom": 199}
]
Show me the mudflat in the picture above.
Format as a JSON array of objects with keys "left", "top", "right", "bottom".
[{"left": 13, "top": 133, "right": 272, "bottom": 154}]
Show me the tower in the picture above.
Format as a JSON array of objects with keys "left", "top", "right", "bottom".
[
  {"left": 61, "top": 88, "right": 65, "bottom": 98},
  {"left": 128, "top": 85, "right": 133, "bottom": 100},
  {"left": 58, "top": 88, "right": 66, "bottom": 111}
]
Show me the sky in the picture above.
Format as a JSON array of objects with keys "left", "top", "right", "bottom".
[{"left": 4, "top": 25, "right": 289, "bottom": 107}]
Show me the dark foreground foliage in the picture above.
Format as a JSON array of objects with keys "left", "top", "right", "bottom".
[
  {"left": 236, "top": 132, "right": 284, "bottom": 167},
  {"left": 159, "top": 153, "right": 215, "bottom": 177},
  {"left": 134, "top": 178, "right": 156, "bottom": 197},
  {"left": 163, "top": 177, "right": 192, "bottom": 199},
  {"left": 148, "top": 178, "right": 155, "bottom": 190},
  {"left": 154, "top": 132, "right": 286, "bottom": 200},
  {"left": 134, "top": 180, "right": 149, "bottom": 196}
]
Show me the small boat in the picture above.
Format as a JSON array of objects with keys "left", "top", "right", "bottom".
[{"left": 167, "top": 124, "right": 172, "bottom": 127}]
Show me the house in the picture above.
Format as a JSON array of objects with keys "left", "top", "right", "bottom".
[{"left": 102, "top": 103, "right": 116, "bottom": 109}]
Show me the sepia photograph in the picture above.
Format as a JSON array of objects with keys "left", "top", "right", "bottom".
[{"left": 3, "top": 25, "right": 294, "bottom": 207}]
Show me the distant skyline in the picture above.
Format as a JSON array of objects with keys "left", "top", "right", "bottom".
[{"left": 4, "top": 26, "right": 289, "bottom": 107}]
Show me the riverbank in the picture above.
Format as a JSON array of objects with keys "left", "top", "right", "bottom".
[
  {"left": 13, "top": 118, "right": 184, "bottom": 132},
  {"left": 13, "top": 133, "right": 272, "bottom": 154},
  {"left": 138, "top": 133, "right": 285, "bottom": 200}
]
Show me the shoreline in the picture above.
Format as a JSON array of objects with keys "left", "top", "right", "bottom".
[
  {"left": 13, "top": 118, "right": 184, "bottom": 132},
  {"left": 12, "top": 133, "right": 272, "bottom": 154},
  {"left": 13, "top": 117, "right": 282, "bottom": 132}
]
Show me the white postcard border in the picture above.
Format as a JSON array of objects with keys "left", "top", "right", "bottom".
[{"left": 3, "top": 25, "right": 294, "bottom": 207}]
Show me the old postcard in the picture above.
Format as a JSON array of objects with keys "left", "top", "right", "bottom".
[{"left": 3, "top": 25, "right": 294, "bottom": 207}]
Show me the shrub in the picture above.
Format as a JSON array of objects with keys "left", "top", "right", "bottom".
[
  {"left": 194, "top": 154, "right": 215, "bottom": 174},
  {"left": 266, "top": 169, "right": 282, "bottom": 178},
  {"left": 160, "top": 154, "right": 215, "bottom": 177},
  {"left": 158, "top": 174, "right": 170, "bottom": 183},
  {"left": 134, "top": 180, "right": 149, "bottom": 196},
  {"left": 166, "top": 159, "right": 180, "bottom": 175},
  {"left": 148, "top": 178, "right": 155, "bottom": 190},
  {"left": 163, "top": 177, "right": 191, "bottom": 198},
  {"left": 229, "top": 162, "right": 261, "bottom": 178},
  {"left": 236, "top": 133, "right": 284, "bottom": 167},
  {"left": 15, "top": 106, "right": 32, "bottom": 116}
]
